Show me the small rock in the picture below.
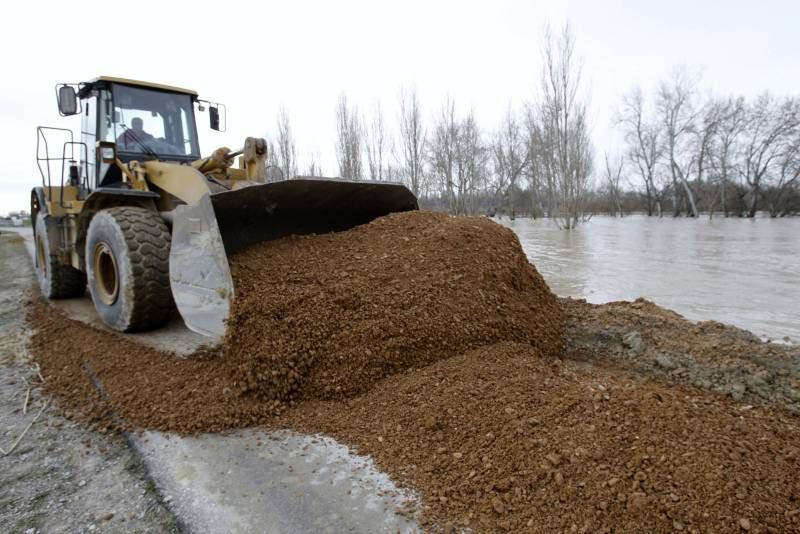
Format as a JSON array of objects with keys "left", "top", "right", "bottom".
[
  {"left": 102, "top": 512, "right": 114, "bottom": 521},
  {"left": 491, "top": 497, "right": 505, "bottom": 514},
  {"left": 622, "top": 331, "right": 645, "bottom": 355},
  {"left": 78, "top": 480, "right": 87, "bottom": 487},
  {"left": 728, "top": 383, "right": 747, "bottom": 401},
  {"left": 739, "top": 518, "right": 751, "bottom": 531},
  {"left": 655, "top": 354, "right": 677, "bottom": 370},
  {"left": 452, "top": 452, "right": 463, "bottom": 460},
  {"left": 607, "top": 477, "right": 619, "bottom": 487},
  {"left": 627, "top": 492, "right": 648, "bottom": 509},
  {"left": 546, "top": 453, "right": 562, "bottom": 466},
  {"left": 673, "top": 520, "right": 684, "bottom": 531}
]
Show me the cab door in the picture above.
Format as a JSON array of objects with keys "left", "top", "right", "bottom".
[{"left": 80, "top": 93, "right": 98, "bottom": 189}]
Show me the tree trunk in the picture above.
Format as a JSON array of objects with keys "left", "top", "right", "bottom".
[{"left": 681, "top": 178, "right": 699, "bottom": 217}]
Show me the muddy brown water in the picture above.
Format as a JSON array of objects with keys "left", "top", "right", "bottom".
[{"left": 503, "top": 215, "right": 800, "bottom": 344}]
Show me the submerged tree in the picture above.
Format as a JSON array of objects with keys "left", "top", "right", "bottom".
[
  {"left": 616, "top": 87, "right": 664, "bottom": 216},
  {"left": 528, "top": 22, "right": 594, "bottom": 228}
]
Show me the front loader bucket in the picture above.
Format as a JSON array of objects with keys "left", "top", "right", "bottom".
[{"left": 169, "top": 178, "right": 418, "bottom": 338}]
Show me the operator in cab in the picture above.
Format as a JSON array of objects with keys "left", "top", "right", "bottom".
[{"left": 116, "top": 117, "right": 153, "bottom": 149}]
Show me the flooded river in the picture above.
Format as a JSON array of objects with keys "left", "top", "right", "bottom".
[{"left": 503, "top": 215, "right": 800, "bottom": 344}]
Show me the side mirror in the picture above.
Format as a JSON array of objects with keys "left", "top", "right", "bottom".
[
  {"left": 57, "top": 85, "right": 79, "bottom": 116},
  {"left": 209, "top": 106, "right": 220, "bottom": 131}
]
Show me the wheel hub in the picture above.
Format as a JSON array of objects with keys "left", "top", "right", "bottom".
[{"left": 93, "top": 242, "right": 119, "bottom": 305}]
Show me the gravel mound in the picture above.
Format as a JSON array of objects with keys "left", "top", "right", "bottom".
[
  {"left": 281, "top": 341, "right": 800, "bottom": 532},
  {"left": 224, "top": 211, "right": 564, "bottom": 401}
]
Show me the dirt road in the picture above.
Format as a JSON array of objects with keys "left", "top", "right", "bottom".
[{"left": 0, "top": 231, "right": 177, "bottom": 533}]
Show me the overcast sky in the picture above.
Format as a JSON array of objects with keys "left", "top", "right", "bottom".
[{"left": 1, "top": 0, "right": 797, "bottom": 215}]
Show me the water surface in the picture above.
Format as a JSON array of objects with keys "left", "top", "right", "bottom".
[{"left": 502, "top": 215, "right": 799, "bottom": 343}]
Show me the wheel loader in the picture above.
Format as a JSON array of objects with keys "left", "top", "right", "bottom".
[{"left": 33, "top": 77, "right": 418, "bottom": 338}]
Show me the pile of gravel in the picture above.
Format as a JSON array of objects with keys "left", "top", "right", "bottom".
[{"left": 224, "top": 211, "right": 564, "bottom": 401}]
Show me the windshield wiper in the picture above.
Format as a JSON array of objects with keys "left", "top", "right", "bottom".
[{"left": 118, "top": 123, "right": 159, "bottom": 160}]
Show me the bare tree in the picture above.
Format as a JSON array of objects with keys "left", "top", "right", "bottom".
[
  {"left": 603, "top": 152, "right": 625, "bottom": 217},
  {"left": 305, "top": 149, "right": 323, "bottom": 177},
  {"left": 398, "top": 86, "right": 426, "bottom": 196},
  {"left": 693, "top": 98, "right": 722, "bottom": 185},
  {"left": 266, "top": 139, "right": 283, "bottom": 181},
  {"left": 275, "top": 106, "right": 297, "bottom": 179},
  {"left": 739, "top": 93, "right": 800, "bottom": 217},
  {"left": 456, "top": 111, "right": 489, "bottom": 215},
  {"left": 429, "top": 97, "right": 459, "bottom": 212},
  {"left": 529, "top": 22, "right": 594, "bottom": 229},
  {"left": 768, "top": 132, "right": 800, "bottom": 216},
  {"left": 491, "top": 105, "right": 529, "bottom": 218},
  {"left": 656, "top": 66, "right": 701, "bottom": 217},
  {"left": 365, "top": 101, "right": 388, "bottom": 181},
  {"left": 335, "top": 93, "right": 363, "bottom": 180},
  {"left": 709, "top": 96, "right": 746, "bottom": 216},
  {"left": 616, "top": 87, "right": 664, "bottom": 216},
  {"left": 429, "top": 99, "right": 488, "bottom": 214}
]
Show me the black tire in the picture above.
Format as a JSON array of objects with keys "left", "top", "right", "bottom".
[
  {"left": 34, "top": 214, "right": 86, "bottom": 299},
  {"left": 85, "top": 207, "right": 173, "bottom": 332}
]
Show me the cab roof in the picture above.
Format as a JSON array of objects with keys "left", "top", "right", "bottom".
[{"left": 79, "top": 76, "right": 198, "bottom": 97}]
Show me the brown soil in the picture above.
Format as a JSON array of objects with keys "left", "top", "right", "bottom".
[
  {"left": 281, "top": 342, "right": 800, "bottom": 533},
  {"left": 224, "top": 211, "right": 564, "bottom": 401},
  {"left": 25, "top": 212, "right": 800, "bottom": 532}
]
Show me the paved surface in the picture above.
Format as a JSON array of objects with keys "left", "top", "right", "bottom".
[
  {"left": 6, "top": 227, "right": 420, "bottom": 533},
  {"left": 136, "top": 430, "right": 418, "bottom": 533},
  {"left": 0, "top": 231, "right": 178, "bottom": 533}
]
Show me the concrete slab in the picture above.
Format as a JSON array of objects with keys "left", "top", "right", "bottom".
[
  {"left": 133, "top": 429, "right": 419, "bottom": 533},
  {"left": 6, "top": 227, "right": 422, "bottom": 533}
]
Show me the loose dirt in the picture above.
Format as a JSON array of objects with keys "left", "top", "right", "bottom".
[
  {"left": 225, "top": 211, "right": 564, "bottom": 401},
  {"left": 23, "top": 213, "right": 800, "bottom": 532}
]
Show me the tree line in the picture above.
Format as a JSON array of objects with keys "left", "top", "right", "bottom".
[
  {"left": 264, "top": 25, "right": 800, "bottom": 224},
  {"left": 615, "top": 68, "right": 800, "bottom": 218}
]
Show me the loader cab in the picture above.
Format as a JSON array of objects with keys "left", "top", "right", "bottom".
[{"left": 75, "top": 77, "right": 202, "bottom": 188}]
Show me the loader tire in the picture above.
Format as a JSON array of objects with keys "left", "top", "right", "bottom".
[
  {"left": 34, "top": 214, "right": 86, "bottom": 299},
  {"left": 86, "top": 207, "right": 172, "bottom": 332}
]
